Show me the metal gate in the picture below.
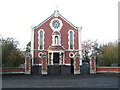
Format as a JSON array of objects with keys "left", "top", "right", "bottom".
[{"left": 80, "top": 61, "right": 90, "bottom": 74}]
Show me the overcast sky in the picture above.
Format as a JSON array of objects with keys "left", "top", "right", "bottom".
[{"left": 0, "top": 0, "right": 119, "bottom": 50}]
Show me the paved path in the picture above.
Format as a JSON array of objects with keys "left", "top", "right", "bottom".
[{"left": 2, "top": 74, "right": 119, "bottom": 88}]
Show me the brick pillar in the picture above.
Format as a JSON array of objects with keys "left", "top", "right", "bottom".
[
  {"left": 25, "top": 55, "right": 31, "bottom": 74},
  {"left": 41, "top": 53, "right": 47, "bottom": 75},
  {"left": 90, "top": 55, "right": 96, "bottom": 74},
  {"left": 74, "top": 53, "right": 80, "bottom": 74}
]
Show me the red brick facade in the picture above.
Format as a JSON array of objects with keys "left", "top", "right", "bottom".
[{"left": 31, "top": 10, "right": 81, "bottom": 66}]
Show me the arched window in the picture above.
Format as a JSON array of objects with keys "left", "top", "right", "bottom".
[
  {"left": 52, "top": 31, "right": 61, "bottom": 46},
  {"left": 68, "top": 30, "right": 74, "bottom": 50},
  {"left": 38, "top": 30, "right": 44, "bottom": 50},
  {"left": 55, "top": 36, "right": 58, "bottom": 45}
]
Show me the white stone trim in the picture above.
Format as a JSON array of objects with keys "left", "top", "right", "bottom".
[
  {"left": 34, "top": 14, "right": 54, "bottom": 29},
  {"left": 68, "top": 30, "right": 74, "bottom": 50},
  {"left": 48, "top": 51, "right": 64, "bottom": 65},
  {"left": 96, "top": 71, "right": 120, "bottom": 73},
  {"left": 38, "top": 29, "right": 45, "bottom": 50},
  {"left": 32, "top": 64, "right": 42, "bottom": 66},
  {"left": 31, "top": 27, "right": 34, "bottom": 66},
  {"left": 74, "top": 52, "right": 82, "bottom": 66},
  {"left": 49, "top": 18, "right": 63, "bottom": 31},
  {"left": 97, "top": 67, "right": 120, "bottom": 68},
  {"left": 2, "top": 72, "right": 25, "bottom": 74},
  {"left": 78, "top": 27, "right": 82, "bottom": 59},
  {"left": 38, "top": 52, "right": 43, "bottom": 58},
  {"left": 51, "top": 52, "right": 53, "bottom": 65},
  {"left": 54, "top": 10, "right": 59, "bottom": 17},
  {"left": 59, "top": 52, "right": 62, "bottom": 65},
  {"left": 65, "top": 64, "right": 71, "bottom": 66},
  {"left": 58, "top": 13, "right": 77, "bottom": 29},
  {"left": 52, "top": 31, "right": 61, "bottom": 46},
  {"left": 69, "top": 52, "right": 74, "bottom": 58}
]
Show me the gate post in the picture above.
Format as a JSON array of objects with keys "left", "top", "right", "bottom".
[
  {"left": 41, "top": 53, "right": 48, "bottom": 75},
  {"left": 74, "top": 53, "right": 80, "bottom": 74},
  {"left": 25, "top": 54, "right": 31, "bottom": 74},
  {"left": 90, "top": 55, "right": 96, "bottom": 74}
]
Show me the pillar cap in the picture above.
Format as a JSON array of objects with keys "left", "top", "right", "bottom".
[{"left": 77, "top": 27, "right": 82, "bottom": 31}]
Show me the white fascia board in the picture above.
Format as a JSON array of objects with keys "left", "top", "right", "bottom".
[{"left": 58, "top": 13, "right": 78, "bottom": 30}]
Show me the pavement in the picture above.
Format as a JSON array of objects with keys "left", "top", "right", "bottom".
[{"left": 2, "top": 73, "right": 119, "bottom": 88}]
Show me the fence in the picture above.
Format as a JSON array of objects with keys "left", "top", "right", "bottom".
[
  {"left": 89, "top": 55, "right": 120, "bottom": 74},
  {"left": 1, "top": 54, "right": 120, "bottom": 74},
  {"left": 96, "top": 66, "right": 120, "bottom": 73},
  {"left": 1, "top": 55, "right": 31, "bottom": 74}
]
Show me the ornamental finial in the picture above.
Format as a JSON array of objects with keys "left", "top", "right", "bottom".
[
  {"left": 77, "top": 27, "right": 82, "bottom": 31},
  {"left": 54, "top": 6, "right": 59, "bottom": 17}
]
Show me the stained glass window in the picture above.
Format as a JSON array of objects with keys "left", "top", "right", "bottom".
[
  {"left": 39, "top": 30, "right": 43, "bottom": 49},
  {"left": 70, "top": 31, "right": 73, "bottom": 49}
]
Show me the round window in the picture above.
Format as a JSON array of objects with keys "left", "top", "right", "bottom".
[
  {"left": 52, "top": 20, "right": 60, "bottom": 29},
  {"left": 38, "top": 52, "right": 43, "bottom": 58},
  {"left": 69, "top": 52, "right": 74, "bottom": 58},
  {"left": 49, "top": 18, "right": 63, "bottom": 31}
]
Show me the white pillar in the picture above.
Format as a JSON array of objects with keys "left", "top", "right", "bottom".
[
  {"left": 31, "top": 26, "right": 34, "bottom": 66},
  {"left": 51, "top": 52, "right": 53, "bottom": 65},
  {"left": 78, "top": 27, "right": 82, "bottom": 65}
]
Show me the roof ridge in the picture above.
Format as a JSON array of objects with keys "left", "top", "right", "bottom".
[
  {"left": 58, "top": 13, "right": 77, "bottom": 29},
  {"left": 34, "top": 14, "right": 54, "bottom": 29}
]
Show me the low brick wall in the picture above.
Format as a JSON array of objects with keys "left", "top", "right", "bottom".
[
  {"left": 1, "top": 55, "right": 31, "bottom": 74},
  {"left": 1, "top": 68, "right": 25, "bottom": 74},
  {"left": 96, "top": 67, "right": 120, "bottom": 73}
]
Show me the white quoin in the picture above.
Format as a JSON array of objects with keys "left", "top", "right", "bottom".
[
  {"left": 78, "top": 27, "right": 82, "bottom": 65},
  {"left": 31, "top": 26, "right": 34, "bottom": 66}
]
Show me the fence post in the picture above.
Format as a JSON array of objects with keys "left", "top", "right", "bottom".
[
  {"left": 41, "top": 53, "right": 48, "bottom": 75},
  {"left": 25, "top": 54, "right": 31, "bottom": 74},
  {"left": 74, "top": 53, "right": 80, "bottom": 74},
  {"left": 90, "top": 55, "right": 96, "bottom": 74}
]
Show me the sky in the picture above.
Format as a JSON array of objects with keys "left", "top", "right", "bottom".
[{"left": 0, "top": 0, "right": 119, "bottom": 51}]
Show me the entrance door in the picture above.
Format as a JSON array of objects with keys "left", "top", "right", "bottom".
[
  {"left": 53, "top": 53, "right": 59, "bottom": 64},
  {"left": 71, "top": 58, "right": 74, "bottom": 74}
]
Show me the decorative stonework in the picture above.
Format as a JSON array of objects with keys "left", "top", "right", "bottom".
[
  {"left": 38, "top": 52, "right": 43, "bottom": 58},
  {"left": 68, "top": 30, "right": 75, "bottom": 50},
  {"left": 41, "top": 53, "right": 48, "bottom": 75},
  {"left": 90, "top": 55, "right": 96, "bottom": 74},
  {"left": 49, "top": 18, "right": 63, "bottom": 31},
  {"left": 25, "top": 55, "right": 31, "bottom": 74},
  {"left": 69, "top": 52, "right": 74, "bottom": 58},
  {"left": 52, "top": 31, "right": 61, "bottom": 46},
  {"left": 74, "top": 53, "right": 80, "bottom": 74},
  {"left": 38, "top": 29, "right": 45, "bottom": 50}
]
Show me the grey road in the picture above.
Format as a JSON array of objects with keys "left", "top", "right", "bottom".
[{"left": 2, "top": 73, "right": 119, "bottom": 88}]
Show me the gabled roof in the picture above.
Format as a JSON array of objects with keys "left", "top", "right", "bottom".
[
  {"left": 58, "top": 13, "right": 77, "bottom": 29},
  {"left": 34, "top": 10, "right": 78, "bottom": 30},
  {"left": 34, "top": 14, "right": 54, "bottom": 29}
]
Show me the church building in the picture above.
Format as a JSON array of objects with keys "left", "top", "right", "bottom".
[{"left": 31, "top": 10, "right": 82, "bottom": 74}]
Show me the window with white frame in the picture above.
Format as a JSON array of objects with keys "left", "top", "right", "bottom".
[
  {"left": 55, "top": 36, "right": 58, "bottom": 45},
  {"left": 52, "top": 31, "right": 61, "bottom": 46},
  {"left": 68, "top": 30, "right": 74, "bottom": 50},
  {"left": 38, "top": 29, "right": 44, "bottom": 50}
]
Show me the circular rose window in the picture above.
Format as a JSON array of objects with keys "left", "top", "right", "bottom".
[{"left": 50, "top": 18, "right": 63, "bottom": 31}]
